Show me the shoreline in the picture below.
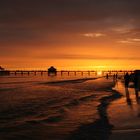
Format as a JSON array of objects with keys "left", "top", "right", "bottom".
[
  {"left": 41, "top": 77, "right": 98, "bottom": 85},
  {"left": 108, "top": 80, "right": 140, "bottom": 140},
  {"left": 68, "top": 81, "right": 122, "bottom": 140}
]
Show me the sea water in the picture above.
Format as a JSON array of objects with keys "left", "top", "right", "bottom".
[{"left": 0, "top": 72, "right": 113, "bottom": 140}]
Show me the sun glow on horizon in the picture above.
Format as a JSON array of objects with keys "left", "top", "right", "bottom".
[
  {"left": 97, "top": 71, "right": 102, "bottom": 75},
  {"left": 4, "top": 64, "right": 137, "bottom": 71}
]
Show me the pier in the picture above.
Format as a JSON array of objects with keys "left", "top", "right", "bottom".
[{"left": 2, "top": 70, "right": 134, "bottom": 76}]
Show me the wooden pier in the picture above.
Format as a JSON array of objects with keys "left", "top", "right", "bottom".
[{"left": 4, "top": 70, "right": 134, "bottom": 76}]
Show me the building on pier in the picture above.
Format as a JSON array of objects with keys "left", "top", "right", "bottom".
[
  {"left": 0, "top": 66, "right": 10, "bottom": 76},
  {"left": 0, "top": 66, "right": 5, "bottom": 71},
  {"left": 48, "top": 66, "right": 57, "bottom": 76}
]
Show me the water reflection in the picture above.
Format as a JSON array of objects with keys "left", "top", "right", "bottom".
[
  {"left": 135, "top": 88, "right": 140, "bottom": 104},
  {"left": 125, "top": 87, "right": 132, "bottom": 107},
  {"left": 125, "top": 86, "right": 140, "bottom": 106}
]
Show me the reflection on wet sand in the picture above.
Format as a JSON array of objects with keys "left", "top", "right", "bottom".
[
  {"left": 135, "top": 88, "right": 139, "bottom": 103},
  {"left": 68, "top": 80, "right": 122, "bottom": 140},
  {"left": 125, "top": 86, "right": 140, "bottom": 106},
  {"left": 109, "top": 80, "right": 140, "bottom": 140},
  {"left": 125, "top": 87, "right": 133, "bottom": 107}
]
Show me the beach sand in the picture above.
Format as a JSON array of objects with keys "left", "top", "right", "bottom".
[{"left": 1, "top": 76, "right": 139, "bottom": 140}]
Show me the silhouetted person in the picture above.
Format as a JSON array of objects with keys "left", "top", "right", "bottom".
[
  {"left": 134, "top": 73, "right": 139, "bottom": 99},
  {"left": 124, "top": 73, "right": 130, "bottom": 88},
  {"left": 112, "top": 74, "right": 117, "bottom": 86},
  {"left": 115, "top": 74, "right": 118, "bottom": 79},
  {"left": 134, "top": 73, "right": 138, "bottom": 89},
  {"left": 106, "top": 74, "right": 109, "bottom": 79},
  {"left": 113, "top": 74, "right": 116, "bottom": 80}
]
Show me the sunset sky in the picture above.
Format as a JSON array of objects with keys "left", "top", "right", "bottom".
[{"left": 0, "top": 0, "right": 140, "bottom": 70}]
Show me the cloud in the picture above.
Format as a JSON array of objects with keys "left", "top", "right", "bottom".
[
  {"left": 37, "top": 53, "right": 140, "bottom": 60},
  {"left": 94, "top": 33, "right": 106, "bottom": 37},
  {"left": 82, "top": 33, "right": 106, "bottom": 38},
  {"left": 0, "top": 0, "right": 140, "bottom": 37},
  {"left": 111, "top": 25, "right": 134, "bottom": 34},
  {"left": 118, "top": 40, "right": 133, "bottom": 44},
  {"left": 130, "top": 38, "right": 140, "bottom": 42},
  {"left": 118, "top": 38, "right": 140, "bottom": 44}
]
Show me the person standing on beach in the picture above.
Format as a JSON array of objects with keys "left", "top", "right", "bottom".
[
  {"left": 134, "top": 73, "right": 139, "bottom": 98},
  {"left": 124, "top": 73, "right": 130, "bottom": 88},
  {"left": 115, "top": 74, "right": 118, "bottom": 79},
  {"left": 134, "top": 73, "right": 138, "bottom": 89},
  {"left": 112, "top": 74, "right": 116, "bottom": 82},
  {"left": 113, "top": 74, "right": 115, "bottom": 80},
  {"left": 106, "top": 74, "right": 109, "bottom": 79}
]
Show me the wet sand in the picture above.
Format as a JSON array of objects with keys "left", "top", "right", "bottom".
[
  {"left": 68, "top": 78, "right": 140, "bottom": 140},
  {"left": 68, "top": 79, "right": 122, "bottom": 140},
  {"left": 109, "top": 81, "right": 140, "bottom": 140}
]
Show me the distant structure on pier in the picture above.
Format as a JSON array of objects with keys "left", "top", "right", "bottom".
[
  {"left": 0, "top": 66, "right": 5, "bottom": 71},
  {"left": 0, "top": 66, "right": 10, "bottom": 76},
  {"left": 48, "top": 66, "right": 57, "bottom": 76}
]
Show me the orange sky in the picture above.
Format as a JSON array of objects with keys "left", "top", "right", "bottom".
[{"left": 0, "top": 0, "right": 140, "bottom": 70}]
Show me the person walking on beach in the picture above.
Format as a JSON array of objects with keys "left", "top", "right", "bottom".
[
  {"left": 134, "top": 73, "right": 139, "bottom": 98},
  {"left": 124, "top": 73, "right": 130, "bottom": 88},
  {"left": 113, "top": 74, "right": 117, "bottom": 82},
  {"left": 106, "top": 74, "right": 109, "bottom": 79},
  {"left": 134, "top": 73, "right": 138, "bottom": 89},
  {"left": 113, "top": 74, "right": 116, "bottom": 80},
  {"left": 115, "top": 74, "right": 118, "bottom": 79}
]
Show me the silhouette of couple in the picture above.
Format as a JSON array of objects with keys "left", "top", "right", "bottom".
[{"left": 124, "top": 72, "right": 140, "bottom": 103}]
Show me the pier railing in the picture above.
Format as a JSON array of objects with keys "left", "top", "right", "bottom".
[{"left": 1, "top": 70, "right": 134, "bottom": 76}]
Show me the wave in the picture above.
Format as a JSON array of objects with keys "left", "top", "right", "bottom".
[
  {"left": 25, "top": 95, "right": 96, "bottom": 125},
  {"left": 65, "top": 94, "right": 96, "bottom": 109},
  {"left": 26, "top": 115, "right": 64, "bottom": 124},
  {"left": 41, "top": 78, "right": 96, "bottom": 85},
  {"left": 0, "top": 77, "right": 97, "bottom": 86},
  {"left": 79, "top": 94, "right": 96, "bottom": 102},
  {"left": 0, "top": 81, "right": 38, "bottom": 85}
]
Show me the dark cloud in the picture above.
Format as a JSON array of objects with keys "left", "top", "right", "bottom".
[
  {"left": 0, "top": 0, "right": 140, "bottom": 22},
  {"left": 0, "top": 0, "right": 140, "bottom": 61},
  {"left": 0, "top": 0, "right": 139, "bottom": 25},
  {"left": 37, "top": 53, "right": 140, "bottom": 60}
]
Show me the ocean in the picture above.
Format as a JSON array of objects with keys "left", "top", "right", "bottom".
[{"left": 0, "top": 72, "right": 115, "bottom": 140}]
